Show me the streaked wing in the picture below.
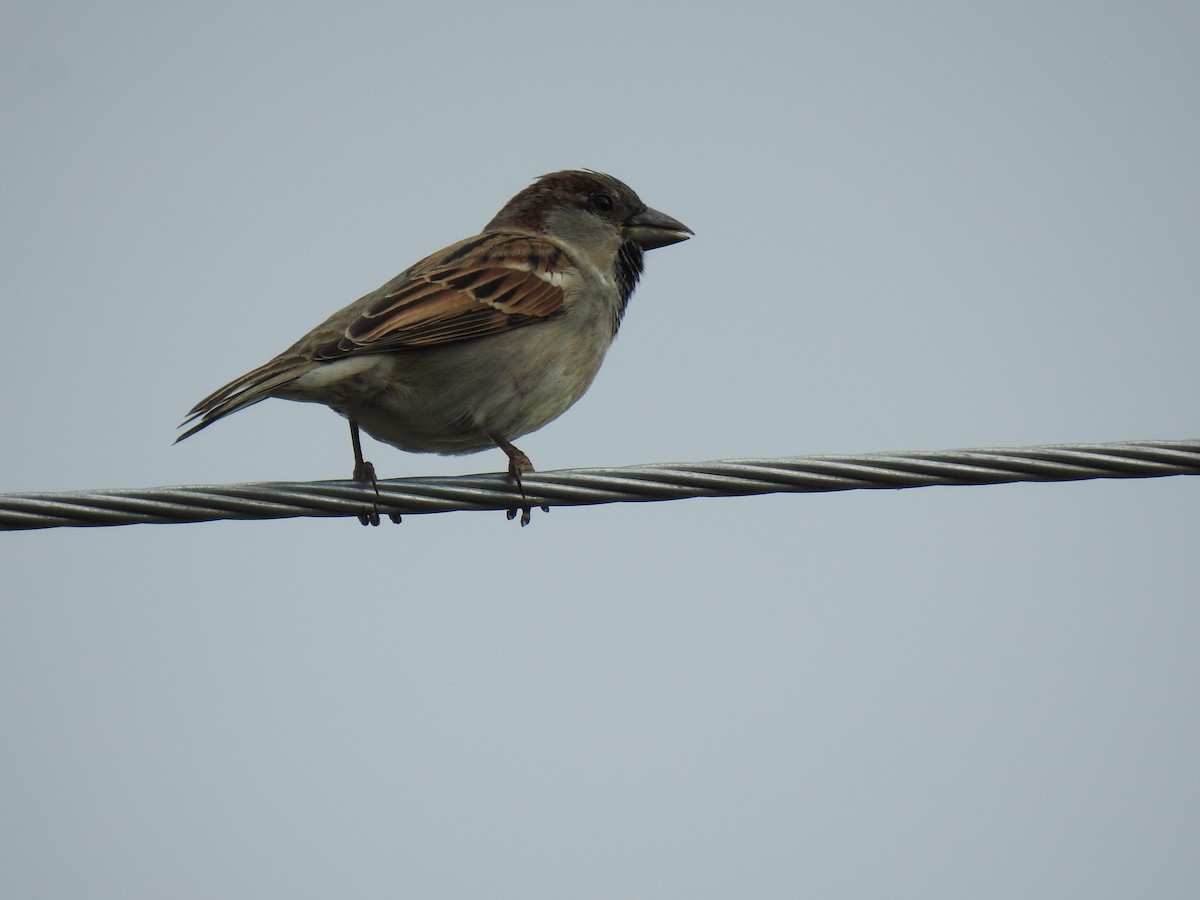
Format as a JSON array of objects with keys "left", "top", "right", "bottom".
[{"left": 313, "top": 234, "right": 572, "bottom": 360}]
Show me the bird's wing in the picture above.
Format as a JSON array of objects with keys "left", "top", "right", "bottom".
[{"left": 313, "top": 233, "right": 572, "bottom": 359}]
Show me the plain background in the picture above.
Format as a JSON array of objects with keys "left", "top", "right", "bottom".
[{"left": 3, "top": 3, "right": 1198, "bottom": 898}]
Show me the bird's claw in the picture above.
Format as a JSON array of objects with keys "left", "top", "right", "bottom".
[
  {"left": 506, "top": 503, "right": 550, "bottom": 526},
  {"left": 351, "top": 455, "right": 389, "bottom": 526}
]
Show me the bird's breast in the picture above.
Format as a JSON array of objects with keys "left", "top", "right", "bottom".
[{"left": 306, "top": 309, "right": 617, "bottom": 456}]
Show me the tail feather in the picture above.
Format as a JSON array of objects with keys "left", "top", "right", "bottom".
[{"left": 175, "top": 357, "right": 308, "bottom": 443}]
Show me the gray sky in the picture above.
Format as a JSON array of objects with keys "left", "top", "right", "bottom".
[{"left": 3, "top": 2, "right": 1199, "bottom": 898}]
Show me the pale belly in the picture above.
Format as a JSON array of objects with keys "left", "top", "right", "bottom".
[{"left": 280, "top": 318, "right": 613, "bottom": 456}]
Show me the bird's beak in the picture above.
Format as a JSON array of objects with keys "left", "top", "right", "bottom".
[{"left": 625, "top": 206, "right": 694, "bottom": 250}]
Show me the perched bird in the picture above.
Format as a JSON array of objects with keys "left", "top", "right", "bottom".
[{"left": 177, "top": 170, "right": 692, "bottom": 524}]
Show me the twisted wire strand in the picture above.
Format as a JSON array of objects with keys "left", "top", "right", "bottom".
[{"left": 2, "top": 439, "right": 1197, "bottom": 531}]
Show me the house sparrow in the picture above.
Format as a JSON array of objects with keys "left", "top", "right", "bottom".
[{"left": 177, "top": 170, "right": 692, "bottom": 524}]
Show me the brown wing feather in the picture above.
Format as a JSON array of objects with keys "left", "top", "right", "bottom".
[{"left": 314, "top": 235, "right": 571, "bottom": 359}]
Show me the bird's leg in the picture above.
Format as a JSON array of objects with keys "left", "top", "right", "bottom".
[
  {"left": 488, "top": 434, "right": 548, "bottom": 526},
  {"left": 349, "top": 419, "right": 393, "bottom": 526}
]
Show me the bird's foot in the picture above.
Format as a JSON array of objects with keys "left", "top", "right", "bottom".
[
  {"left": 351, "top": 458, "right": 398, "bottom": 526},
  {"left": 490, "top": 435, "right": 549, "bottom": 526},
  {"left": 349, "top": 421, "right": 400, "bottom": 525}
]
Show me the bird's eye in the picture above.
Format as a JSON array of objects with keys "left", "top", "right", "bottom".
[{"left": 587, "top": 193, "right": 615, "bottom": 213}]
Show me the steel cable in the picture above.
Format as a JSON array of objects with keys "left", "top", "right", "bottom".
[{"left": 2, "top": 439, "right": 1197, "bottom": 531}]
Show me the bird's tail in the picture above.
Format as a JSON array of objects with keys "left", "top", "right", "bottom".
[{"left": 175, "top": 357, "right": 308, "bottom": 442}]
